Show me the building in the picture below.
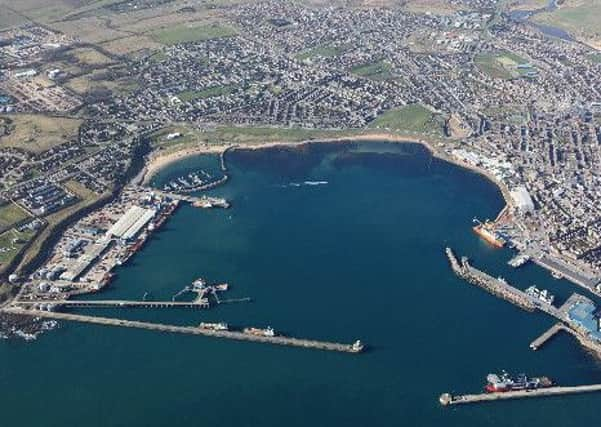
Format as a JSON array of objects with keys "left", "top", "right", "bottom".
[
  {"left": 510, "top": 186, "right": 535, "bottom": 213},
  {"left": 106, "top": 206, "right": 156, "bottom": 240}
]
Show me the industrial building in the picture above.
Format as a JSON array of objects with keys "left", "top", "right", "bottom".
[{"left": 106, "top": 206, "right": 156, "bottom": 240}]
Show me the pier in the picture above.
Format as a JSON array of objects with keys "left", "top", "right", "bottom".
[
  {"left": 151, "top": 190, "right": 230, "bottom": 208},
  {"left": 439, "top": 384, "right": 601, "bottom": 406},
  {"left": 2, "top": 307, "right": 364, "bottom": 354},
  {"left": 445, "top": 248, "right": 536, "bottom": 311},
  {"left": 445, "top": 247, "right": 601, "bottom": 358},
  {"left": 530, "top": 323, "right": 568, "bottom": 350},
  {"left": 13, "top": 299, "right": 211, "bottom": 309}
]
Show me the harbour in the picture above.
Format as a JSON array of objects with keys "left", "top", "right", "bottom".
[{"left": 2, "top": 142, "right": 601, "bottom": 427}]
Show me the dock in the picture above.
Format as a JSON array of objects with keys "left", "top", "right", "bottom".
[
  {"left": 445, "top": 247, "right": 601, "bottom": 358},
  {"left": 151, "top": 189, "right": 230, "bottom": 208},
  {"left": 13, "top": 299, "right": 211, "bottom": 309},
  {"left": 445, "top": 248, "right": 536, "bottom": 311},
  {"left": 530, "top": 323, "right": 568, "bottom": 350},
  {"left": 3, "top": 307, "right": 364, "bottom": 354},
  {"left": 439, "top": 384, "right": 601, "bottom": 406}
]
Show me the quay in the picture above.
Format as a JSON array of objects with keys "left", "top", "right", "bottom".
[
  {"left": 439, "top": 384, "right": 601, "bottom": 406},
  {"left": 530, "top": 323, "right": 568, "bottom": 350},
  {"left": 445, "top": 247, "right": 601, "bottom": 358},
  {"left": 152, "top": 189, "right": 230, "bottom": 208},
  {"left": 445, "top": 248, "right": 536, "bottom": 311},
  {"left": 12, "top": 299, "right": 211, "bottom": 309},
  {"left": 3, "top": 307, "right": 365, "bottom": 354}
]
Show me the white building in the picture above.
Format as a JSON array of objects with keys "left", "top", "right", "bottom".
[
  {"left": 510, "top": 186, "right": 535, "bottom": 213},
  {"left": 106, "top": 206, "right": 156, "bottom": 239}
]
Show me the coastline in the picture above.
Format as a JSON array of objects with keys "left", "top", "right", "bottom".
[
  {"left": 141, "top": 131, "right": 601, "bottom": 302},
  {"left": 141, "top": 132, "right": 514, "bottom": 211}
]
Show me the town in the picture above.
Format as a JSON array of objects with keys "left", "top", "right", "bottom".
[{"left": 0, "top": 0, "right": 601, "bottom": 343}]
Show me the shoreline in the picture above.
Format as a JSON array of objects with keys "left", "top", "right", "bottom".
[{"left": 141, "top": 132, "right": 514, "bottom": 211}]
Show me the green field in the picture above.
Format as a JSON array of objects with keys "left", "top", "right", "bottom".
[
  {"left": 151, "top": 125, "right": 366, "bottom": 149},
  {"left": 369, "top": 104, "right": 444, "bottom": 135},
  {"left": 533, "top": 1, "right": 601, "bottom": 42},
  {"left": 350, "top": 60, "right": 394, "bottom": 80},
  {"left": 148, "top": 51, "right": 168, "bottom": 63},
  {"left": 590, "top": 53, "right": 601, "bottom": 64},
  {"left": 152, "top": 23, "right": 238, "bottom": 45},
  {"left": 178, "top": 85, "right": 236, "bottom": 101},
  {"left": 0, "top": 9, "right": 30, "bottom": 30},
  {"left": 0, "top": 203, "right": 29, "bottom": 229},
  {"left": 475, "top": 52, "right": 532, "bottom": 79},
  {"left": 0, "top": 228, "right": 35, "bottom": 267}
]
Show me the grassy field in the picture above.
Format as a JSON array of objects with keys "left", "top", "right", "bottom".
[
  {"left": 178, "top": 85, "right": 236, "bottom": 101},
  {"left": 350, "top": 60, "right": 394, "bottom": 80},
  {"left": 0, "top": 9, "right": 30, "bottom": 30},
  {"left": 152, "top": 23, "right": 238, "bottom": 45},
  {"left": 369, "top": 104, "right": 445, "bottom": 136},
  {"left": 0, "top": 114, "right": 82, "bottom": 153},
  {"left": 589, "top": 53, "right": 601, "bottom": 64},
  {"left": 71, "top": 47, "right": 113, "bottom": 66},
  {"left": 402, "top": 0, "right": 464, "bottom": 14},
  {"left": 0, "top": 228, "right": 36, "bottom": 268},
  {"left": 532, "top": 0, "right": 601, "bottom": 47},
  {"left": 64, "top": 70, "right": 139, "bottom": 95},
  {"left": 152, "top": 123, "right": 448, "bottom": 154},
  {"left": 151, "top": 125, "right": 377, "bottom": 151},
  {"left": 475, "top": 52, "right": 531, "bottom": 79},
  {"left": 507, "top": 0, "right": 548, "bottom": 11},
  {"left": 62, "top": 179, "right": 98, "bottom": 199},
  {"left": 0, "top": 203, "right": 29, "bottom": 229}
]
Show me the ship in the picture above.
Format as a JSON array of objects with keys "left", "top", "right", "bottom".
[
  {"left": 508, "top": 253, "right": 530, "bottom": 268},
  {"left": 214, "top": 283, "right": 229, "bottom": 291},
  {"left": 243, "top": 326, "right": 276, "bottom": 337},
  {"left": 485, "top": 372, "right": 553, "bottom": 393},
  {"left": 199, "top": 322, "right": 229, "bottom": 331},
  {"left": 525, "top": 285, "right": 555, "bottom": 305},
  {"left": 351, "top": 340, "right": 365, "bottom": 353},
  {"left": 473, "top": 218, "right": 506, "bottom": 248}
]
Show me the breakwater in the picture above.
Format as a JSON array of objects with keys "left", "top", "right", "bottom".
[
  {"left": 3, "top": 307, "right": 365, "bottom": 354},
  {"left": 440, "top": 384, "right": 601, "bottom": 406}
]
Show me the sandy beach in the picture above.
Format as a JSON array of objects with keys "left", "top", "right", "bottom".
[{"left": 141, "top": 131, "right": 512, "bottom": 210}]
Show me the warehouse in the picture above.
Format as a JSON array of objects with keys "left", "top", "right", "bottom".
[{"left": 106, "top": 206, "right": 156, "bottom": 240}]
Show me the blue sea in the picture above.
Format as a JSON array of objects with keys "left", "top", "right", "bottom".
[{"left": 1, "top": 141, "right": 600, "bottom": 426}]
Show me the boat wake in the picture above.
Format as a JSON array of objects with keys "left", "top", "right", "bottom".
[{"left": 281, "top": 180, "right": 328, "bottom": 188}]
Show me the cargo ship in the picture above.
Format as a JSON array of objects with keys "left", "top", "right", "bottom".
[
  {"left": 485, "top": 372, "right": 553, "bottom": 393},
  {"left": 243, "top": 326, "right": 276, "bottom": 337},
  {"left": 199, "top": 322, "right": 229, "bottom": 331},
  {"left": 473, "top": 218, "right": 506, "bottom": 248}
]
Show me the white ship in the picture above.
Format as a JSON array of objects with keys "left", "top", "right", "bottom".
[{"left": 525, "top": 285, "right": 555, "bottom": 304}]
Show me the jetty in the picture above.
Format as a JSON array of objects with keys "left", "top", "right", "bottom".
[
  {"left": 445, "top": 248, "right": 536, "bottom": 311},
  {"left": 444, "top": 247, "right": 601, "bottom": 358},
  {"left": 13, "top": 299, "right": 212, "bottom": 309},
  {"left": 2, "top": 307, "right": 364, "bottom": 354},
  {"left": 439, "top": 384, "right": 601, "bottom": 406},
  {"left": 530, "top": 323, "right": 568, "bottom": 350},
  {"left": 152, "top": 189, "right": 230, "bottom": 208}
]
